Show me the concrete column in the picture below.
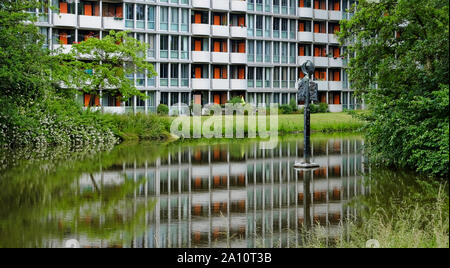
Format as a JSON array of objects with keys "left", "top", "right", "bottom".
[{"left": 145, "top": 91, "right": 148, "bottom": 114}]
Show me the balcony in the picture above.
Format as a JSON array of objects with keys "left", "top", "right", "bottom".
[
  {"left": 329, "top": 58, "right": 343, "bottom": 67},
  {"left": 192, "top": 79, "right": 210, "bottom": 90},
  {"left": 329, "top": 11, "right": 342, "bottom": 21},
  {"left": 328, "top": 104, "right": 343, "bottom": 113},
  {"left": 212, "top": 79, "right": 229, "bottom": 90},
  {"left": 316, "top": 81, "right": 328, "bottom": 91},
  {"left": 192, "top": 0, "right": 211, "bottom": 9},
  {"left": 192, "top": 24, "right": 211, "bottom": 35},
  {"left": 79, "top": 15, "right": 101, "bottom": 29},
  {"left": 230, "top": 26, "right": 247, "bottom": 38},
  {"left": 192, "top": 51, "right": 210, "bottom": 62},
  {"left": 212, "top": 0, "right": 230, "bottom": 10},
  {"left": 103, "top": 17, "right": 124, "bottom": 30},
  {"left": 230, "top": 79, "right": 247, "bottom": 90},
  {"left": 314, "top": 57, "right": 328, "bottom": 67},
  {"left": 314, "top": 9, "right": 328, "bottom": 20},
  {"left": 298, "top": 7, "right": 313, "bottom": 18},
  {"left": 230, "top": 53, "right": 247, "bottom": 64},
  {"left": 102, "top": 107, "right": 126, "bottom": 114},
  {"left": 212, "top": 52, "right": 229, "bottom": 63},
  {"left": 329, "top": 81, "right": 343, "bottom": 91},
  {"left": 53, "top": 44, "right": 72, "bottom": 54},
  {"left": 211, "top": 25, "right": 229, "bottom": 37},
  {"left": 53, "top": 13, "right": 77, "bottom": 27},
  {"left": 314, "top": 33, "right": 328, "bottom": 43},
  {"left": 328, "top": 34, "right": 339, "bottom": 44},
  {"left": 298, "top": 31, "right": 313, "bottom": 42},
  {"left": 298, "top": 56, "right": 314, "bottom": 65},
  {"left": 231, "top": 1, "right": 247, "bottom": 12}
]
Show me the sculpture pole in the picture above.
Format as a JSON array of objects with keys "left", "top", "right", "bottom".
[{"left": 295, "top": 60, "right": 319, "bottom": 169}]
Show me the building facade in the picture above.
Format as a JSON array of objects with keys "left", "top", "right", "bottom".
[{"left": 33, "top": 0, "right": 361, "bottom": 113}]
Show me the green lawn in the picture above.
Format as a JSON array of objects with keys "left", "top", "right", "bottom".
[{"left": 169, "top": 112, "right": 365, "bottom": 137}]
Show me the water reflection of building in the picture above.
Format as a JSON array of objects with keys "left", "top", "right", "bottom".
[{"left": 74, "top": 138, "right": 369, "bottom": 248}]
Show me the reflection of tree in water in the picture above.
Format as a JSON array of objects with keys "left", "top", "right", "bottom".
[{"left": 0, "top": 144, "right": 165, "bottom": 248}]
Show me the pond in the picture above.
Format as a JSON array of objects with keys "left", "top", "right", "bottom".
[{"left": 0, "top": 134, "right": 440, "bottom": 248}]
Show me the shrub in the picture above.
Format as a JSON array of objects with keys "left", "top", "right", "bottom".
[
  {"left": 157, "top": 104, "right": 169, "bottom": 115},
  {"left": 227, "top": 96, "right": 245, "bottom": 105},
  {"left": 280, "top": 104, "right": 293, "bottom": 114},
  {"left": 289, "top": 98, "right": 298, "bottom": 112}
]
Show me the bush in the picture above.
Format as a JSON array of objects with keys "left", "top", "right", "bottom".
[
  {"left": 280, "top": 104, "right": 293, "bottom": 114},
  {"left": 157, "top": 104, "right": 169, "bottom": 115},
  {"left": 289, "top": 98, "right": 299, "bottom": 112},
  {"left": 0, "top": 95, "right": 118, "bottom": 150},
  {"left": 300, "top": 103, "right": 329, "bottom": 114},
  {"left": 227, "top": 96, "right": 245, "bottom": 105}
]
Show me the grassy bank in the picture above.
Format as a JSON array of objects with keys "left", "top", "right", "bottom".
[
  {"left": 107, "top": 112, "right": 365, "bottom": 143},
  {"left": 298, "top": 171, "right": 449, "bottom": 248},
  {"left": 166, "top": 112, "right": 365, "bottom": 140}
]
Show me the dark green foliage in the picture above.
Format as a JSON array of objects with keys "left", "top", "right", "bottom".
[
  {"left": 102, "top": 113, "right": 170, "bottom": 141},
  {"left": 289, "top": 98, "right": 299, "bottom": 112},
  {"left": 299, "top": 103, "right": 329, "bottom": 114},
  {"left": 227, "top": 96, "right": 245, "bottom": 105},
  {"left": 339, "top": 0, "right": 449, "bottom": 177},
  {"left": 157, "top": 104, "right": 169, "bottom": 115}
]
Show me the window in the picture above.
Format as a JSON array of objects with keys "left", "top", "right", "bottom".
[
  {"left": 171, "top": 8, "right": 179, "bottom": 31},
  {"left": 256, "top": 16, "right": 263, "bottom": 37},
  {"left": 160, "top": 7, "right": 168, "bottom": 30},
  {"left": 265, "top": 16, "right": 271, "bottom": 37},
  {"left": 299, "top": 44, "right": 312, "bottom": 56},
  {"left": 314, "top": 21, "right": 326, "bottom": 33},
  {"left": 273, "top": 67, "right": 280, "bottom": 87},
  {"left": 171, "top": 36, "right": 179, "bottom": 59},
  {"left": 181, "top": 36, "right": 189, "bottom": 59},
  {"left": 256, "top": 68, "right": 263, "bottom": 88},
  {"left": 299, "top": 0, "right": 312, "bottom": 8},
  {"left": 125, "top": 3, "right": 134, "bottom": 28},
  {"left": 160, "top": 63, "right": 169, "bottom": 86},
  {"left": 256, "top": 41, "right": 263, "bottom": 62},
  {"left": 79, "top": 1, "right": 99, "bottom": 16},
  {"left": 136, "top": 4, "right": 145, "bottom": 29},
  {"left": 273, "top": 42, "right": 280, "bottom": 62},
  {"left": 273, "top": 18, "right": 280, "bottom": 38},
  {"left": 299, "top": 20, "right": 312, "bottom": 32},
  {"left": 148, "top": 6, "right": 155, "bottom": 30},
  {"left": 265, "top": 41, "right": 271, "bottom": 62},
  {"left": 171, "top": 64, "right": 179, "bottom": 86},
  {"left": 181, "top": 64, "right": 189, "bottom": 87},
  {"left": 248, "top": 67, "right": 254, "bottom": 87},
  {"left": 160, "top": 35, "right": 168, "bottom": 58},
  {"left": 247, "top": 15, "right": 254, "bottom": 36},
  {"left": 181, "top": 9, "right": 189, "bottom": 32},
  {"left": 248, "top": 41, "right": 254, "bottom": 62},
  {"left": 265, "top": 68, "right": 271, "bottom": 87},
  {"left": 213, "top": 66, "right": 228, "bottom": 79},
  {"left": 314, "top": 45, "right": 327, "bottom": 57},
  {"left": 148, "top": 35, "right": 155, "bottom": 58}
]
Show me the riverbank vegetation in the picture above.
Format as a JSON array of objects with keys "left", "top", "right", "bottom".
[
  {"left": 339, "top": 0, "right": 449, "bottom": 178},
  {"left": 299, "top": 171, "right": 449, "bottom": 248}
]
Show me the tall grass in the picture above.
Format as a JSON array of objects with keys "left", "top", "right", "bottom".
[
  {"left": 102, "top": 113, "right": 171, "bottom": 142},
  {"left": 301, "top": 172, "right": 449, "bottom": 248}
]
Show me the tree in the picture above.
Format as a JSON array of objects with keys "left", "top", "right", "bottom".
[
  {"left": 339, "top": 0, "right": 449, "bottom": 177},
  {"left": 0, "top": 0, "right": 54, "bottom": 106},
  {"left": 55, "top": 30, "right": 157, "bottom": 105}
]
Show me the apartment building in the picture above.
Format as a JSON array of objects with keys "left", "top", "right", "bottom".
[{"left": 32, "top": 0, "right": 361, "bottom": 113}]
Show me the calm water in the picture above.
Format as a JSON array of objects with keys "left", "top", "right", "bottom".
[{"left": 0, "top": 135, "right": 372, "bottom": 248}]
